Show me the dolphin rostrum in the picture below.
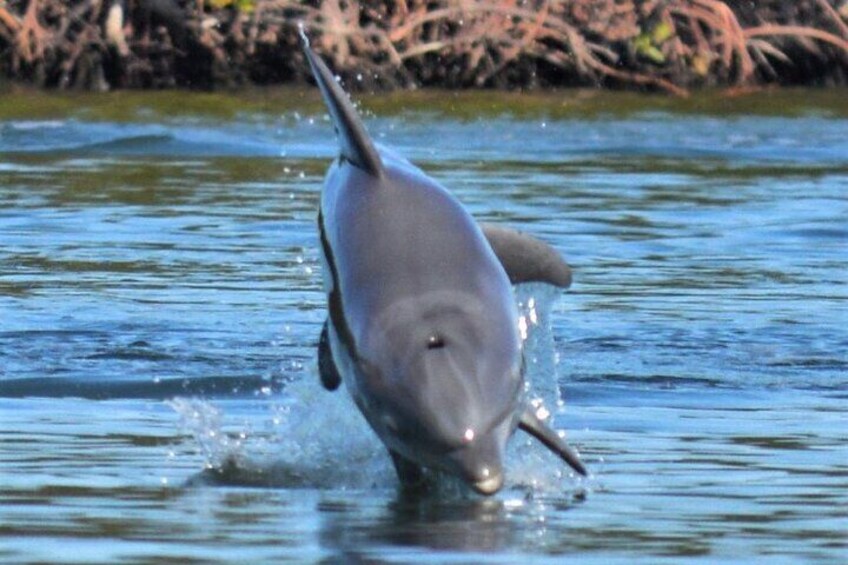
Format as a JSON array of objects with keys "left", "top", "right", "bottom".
[{"left": 302, "top": 36, "right": 587, "bottom": 494}]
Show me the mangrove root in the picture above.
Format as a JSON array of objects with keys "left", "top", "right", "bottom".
[{"left": 0, "top": 0, "right": 846, "bottom": 93}]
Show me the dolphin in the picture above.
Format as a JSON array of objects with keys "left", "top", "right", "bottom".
[{"left": 302, "top": 36, "right": 587, "bottom": 495}]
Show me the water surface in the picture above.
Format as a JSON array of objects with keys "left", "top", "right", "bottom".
[{"left": 1, "top": 89, "right": 846, "bottom": 563}]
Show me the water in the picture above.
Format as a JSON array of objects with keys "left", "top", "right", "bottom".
[{"left": 1, "top": 89, "right": 846, "bottom": 563}]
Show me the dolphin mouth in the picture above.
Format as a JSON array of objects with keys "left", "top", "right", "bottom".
[{"left": 471, "top": 471, "right": 504, "bottom": 495}]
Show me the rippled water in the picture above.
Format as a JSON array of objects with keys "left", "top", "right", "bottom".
[{"left": 1, "top": 90, "right": 846, "bottom": 563}]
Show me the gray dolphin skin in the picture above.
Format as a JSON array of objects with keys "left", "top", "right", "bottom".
[{"left": 301, "top": 34, "right": 587, "bottom": 495}]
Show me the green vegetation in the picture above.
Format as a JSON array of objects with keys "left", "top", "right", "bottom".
[{"left": 208, "top": 0, "right": 256, "bottom": 11}]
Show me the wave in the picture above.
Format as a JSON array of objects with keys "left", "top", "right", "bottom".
[
  {"left": 0, "top": 375, "right": 284, "bottom": 400},
  {"left": 4, "top": 115, "right": 847, "bottom": 165},
  {"left": 0, "top": 120, "right": 283, "bottom": 157}
]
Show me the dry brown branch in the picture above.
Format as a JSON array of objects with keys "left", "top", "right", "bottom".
[
  {"left": 0, "top": 6, "right": 21, "bottom": 39},
  {"left": 745, "top": 24, "right": 848, "bottom": 54},
  {"left": 814, "top": 0, "right": 848, "bottom": 39},
  {"left": 668, "top": 0, "right": 754, "bottom": 84},
  {"left": 1, "top": 0, "right": 847, "bottom": 92},
  {"left": 537, "top": 40, "right": 690, "bottom": 97},
  {"left": 15, "top": 0, "right": 48, "bottom": 65}
]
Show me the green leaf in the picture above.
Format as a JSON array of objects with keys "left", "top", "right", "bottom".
[
  {"left": 208, "top": 0, "right": 256, "bottom": 11},
  {"left": 634, "top": 34, "right": 666, "bottom": 64},
  {"left": 652, "top": 22, "right": 674, "bottom": 44},
  {"left": 642, "top": 45, "right": 665, "bottom": 64}
]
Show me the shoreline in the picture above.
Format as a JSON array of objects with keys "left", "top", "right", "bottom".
[
  {"left": 2, "top": 86, "right": 847, "bottom": 122},
  {"left": 1, "top": 0, "right": 847, "bottom": 94}
]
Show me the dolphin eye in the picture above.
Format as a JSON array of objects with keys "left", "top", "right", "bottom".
[{"left": 427, "top": 334, "right": 445, "bottom": 350}]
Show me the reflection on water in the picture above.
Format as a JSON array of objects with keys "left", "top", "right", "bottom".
[{"left": 1, "top": 90, "right": 846, "bottom": 562}]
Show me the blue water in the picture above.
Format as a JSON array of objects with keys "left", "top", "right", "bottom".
[{"left": 0, "top": 91, "right": 846, "bottom": 563}]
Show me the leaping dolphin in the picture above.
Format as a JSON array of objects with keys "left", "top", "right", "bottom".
[{"left": 302, "top": 36, "right": 587, "bottom": 495}]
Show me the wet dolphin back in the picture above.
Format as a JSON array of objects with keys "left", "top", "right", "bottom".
[{"left": 321, "top": 150, "right": 518, "bottom": 371}]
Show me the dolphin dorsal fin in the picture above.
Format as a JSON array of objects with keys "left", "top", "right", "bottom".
[
  {"left": 300, "top": 33, "right": 383, "bottom": 177},
  {"left": 480, "top": 224, "right": 572, "bottom": 288}
]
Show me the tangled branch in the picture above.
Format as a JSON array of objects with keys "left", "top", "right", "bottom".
[{"left": 0, "top": 0, "right": 846, "bottom": 93}]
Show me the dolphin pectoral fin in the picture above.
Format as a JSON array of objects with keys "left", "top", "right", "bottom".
[
  {"left": 300, "top": 32, "right": 384, "bottom": 177},
  {"left": 389, "top": 449, "right": 429, "bottom": 491},
  {"left": 318, "top": 321, "right": 342, "bottom": 391},
  {"left": 518, "top": 405, "right": 588, "bottom": 477},
  {"left": 480, "top": 224, "right": 572, "bottom": 288}
]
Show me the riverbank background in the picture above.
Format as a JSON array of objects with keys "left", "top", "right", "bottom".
[{"left": 1, "top": 0, "right": 847, "bottom": 94}]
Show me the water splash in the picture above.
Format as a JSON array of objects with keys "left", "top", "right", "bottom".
[
  {"left": 170, "top": 371, "right": 394, "bottom": 490},
  {"left": 513, "top": 283, "right": 589, "bottom": 492},
  {"left": 517, "top": 282, "right": 564, "bottom": 409},
  {"left": 170, "top": 285, "right": 587, "bottom": 494},
  {"left": 168, "top": 398, "right": 244, "bottom": 470}
]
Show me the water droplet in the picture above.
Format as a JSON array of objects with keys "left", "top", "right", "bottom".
[{"left": 504, "top": 498, "right": 524, "bottom": 510}]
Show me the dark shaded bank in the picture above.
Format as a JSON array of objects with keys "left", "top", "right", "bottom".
[{"left": 0, "top": 0, "right": 846, "bottom": 94}]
